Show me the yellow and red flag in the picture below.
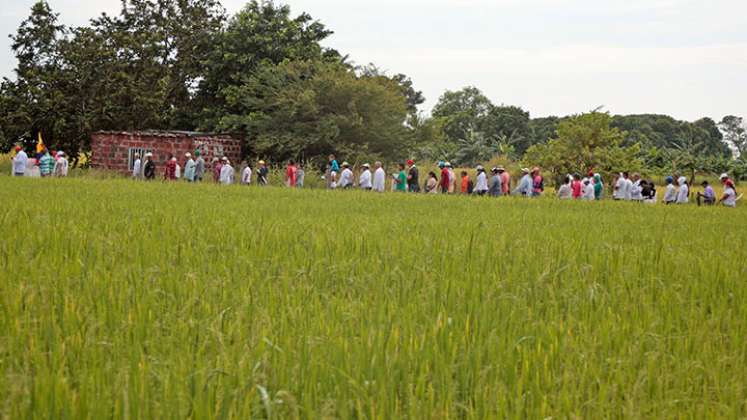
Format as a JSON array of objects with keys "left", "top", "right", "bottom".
[{"left": 36, "top": 132, "right": 45, "bottom": 154}]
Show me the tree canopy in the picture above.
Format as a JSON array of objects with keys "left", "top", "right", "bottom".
[{"left": 0, "top": 0, "right": 741, "bottom": 175}]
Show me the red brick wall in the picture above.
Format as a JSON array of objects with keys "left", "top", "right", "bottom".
[{"left": 91, "top": 132, "right": 242, "bottom": 176}]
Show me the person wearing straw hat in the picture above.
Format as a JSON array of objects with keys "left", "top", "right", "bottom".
[
  {"left": 53, "top": 151, "right": 68, "bottom": 177},
  {"left": 12, "top": 145, "right": 28, "bottom": 177},
  {"left": 183, "top": 152, "right": 196, "bottom": 182},
  {"left": 219, "top": 157, "right": 234, "bottom": 184},
  {"left": 513, "top": 168, "right": 532, "bottom": 196},
  {"left": 257, "top": 160, "right": 269, "bottom": 185},
  {"left": 143, "top": 152, "right": 156, "bottom": 180},
  {"left": 359, "top": 163, "right": 372, "bottom": 190},
  {"left": 340, "top": 162, "right": 354, "bottom": 189}
]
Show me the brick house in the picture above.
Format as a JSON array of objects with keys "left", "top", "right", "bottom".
[{"left": 90, "top": 131, "right": 242, "bottom": 176}]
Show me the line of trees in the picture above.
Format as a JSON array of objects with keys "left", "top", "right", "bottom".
[{"left": 1, "top": 0, "right": 746, "bottom": 180}]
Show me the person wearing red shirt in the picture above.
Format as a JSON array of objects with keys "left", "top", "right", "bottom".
[
  {"left": 164, "top": 154, "right": 177, "bottom": 180},
  {"left": 571, "top": 174, "right": 583, "bottom": 199},
  {"left": 285, "top": 159, "right": 297, "bottom": 187},
  {"left": 439, "top": 162, "right": 450, "bottom": 193},
  {"left": 498, "top": 167, "right": 510, "bottom": 195}
]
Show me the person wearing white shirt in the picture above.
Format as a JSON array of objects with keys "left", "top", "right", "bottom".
[
  {"left": 219, "top": 158, "right": 234, "bottom": 184},
  {"left": 359, "top": 163, "right": 372, "bottom": 190},
  {"left": 241, "top": 163, "right": 252, "bottom": 185},
  {"left": 582, "top": 178, "right": 595, "bottom": 200},
  {"left": 132, "top": 153, "right": 142, "bottom": 179},
  {"left": 613, "top": 173, "right": 625, "bottom": 200},
  {"left": 53, "top": 151, "right": 69, "bottom": 177},
  {"left": 446, "top": 163, "right": 456, "bottom": 194},
  {"left": 183, "top": 153, "right": 196, "bottom": 182},
  {"left": 372, "top": 161, "right": 386, "bottom": 192},
  {"left": 12, "top": 146, "right": 28, "bottom": 176},
  {"left": 676, "top": 176, "right": 689, "bottom": 204},
  {"left": 720, "top": 181, "right": 738, "bottom": 207},
  {"left": 339, "top": 162, "right": 354, "bottom": 188},
  {"left": 474, "top": 166, "right": 488, "bottom": 195},
  {"left": 512, "top": 168, "right": 532, "bottom": 196},
  {"left": 630, "top": 173, "right": 643, "bottom": 201},
  {"left": 663, "top": 176, "right": 677, "bottom": 204},
  {"left": 557, "top": 175, "right": 573, "bottom": 199},
  {"left": 622, "top": 173, "right": 633, "bottom": 201}
]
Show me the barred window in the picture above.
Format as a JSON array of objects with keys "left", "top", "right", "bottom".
[{"left": 127, "top": 147, "right": 151, "bottom": 170}]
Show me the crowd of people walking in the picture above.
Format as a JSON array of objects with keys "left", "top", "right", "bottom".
[
  {"left": 10, "top": 146, "right": 68, "bottom": 178},
  {"left": 12, "top": 147, "right": 740, "bottom": 208}
]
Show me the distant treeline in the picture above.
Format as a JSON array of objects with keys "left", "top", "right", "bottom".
[{"left": 1, "top": 0, "right": 746, "bottom": 178}]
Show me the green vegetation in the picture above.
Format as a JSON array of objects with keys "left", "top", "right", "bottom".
[
  {"left": 2, "top": 1, "right": 746, "bottom": 177},
  {"left": 2, "top": 177, "right": 746, "bottom": 418}
]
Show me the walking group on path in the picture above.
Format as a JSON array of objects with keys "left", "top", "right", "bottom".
[
  {"left": 13, "top": 147, "right": 740, "bottom": 208},
  {"left": 10, "top": 146, "right": 68, "bottom": 178}
]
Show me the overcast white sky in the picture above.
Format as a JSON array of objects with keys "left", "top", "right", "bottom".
[{"left": 2, "top": 0, "right": 746, "bottom": 121}]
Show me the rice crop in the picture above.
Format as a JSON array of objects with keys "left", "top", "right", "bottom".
[{"left": 1, "top": 176, "right": 746, "bottom": 419}]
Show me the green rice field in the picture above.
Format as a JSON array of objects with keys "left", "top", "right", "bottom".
[{"left": 1, "top": 177, "right": 746, "bottom": 418}]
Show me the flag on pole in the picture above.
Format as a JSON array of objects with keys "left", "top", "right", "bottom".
[{"left": 36, "top": 132, "right": 45, "bottom": 154}]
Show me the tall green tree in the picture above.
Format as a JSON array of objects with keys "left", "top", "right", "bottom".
[
  {"left": 0, "top": 1, "right": 66, "bottom": 152},
  {"left": 196, "top": 0, "right": 336, "bottom": 129},
  {"left": 719, "top": 115, "right": 747, "bottom": 158},
  {"left": 217, "top": 60, "right": 410, "bottom": 162},
  {"left": 524, "top": 112, "right": 642, "bottom": 184}
]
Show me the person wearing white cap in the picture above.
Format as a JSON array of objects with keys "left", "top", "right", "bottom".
[
  {"left": 630, "top": 173, "right": 643, "bottom": 201},
  {"left": 474, "top": 166, "right": 489, "bottom": 195},
  {"left": 131, "top": 152, "right": 142, "bottom": 179},
  {"left": 675, "top": 176, "right": 689, "bottom": 204},
  {"left": 488, "top": 167, "right": 503, "bottom": 197},
  {"left": 557, "top": 175, "right": 573, "bottom": 199},
  {"left": 582, "top": 177, "right": 595, "bottom": 200},
  {"left": 53, "top": 151, "right": 68, "bottom": 177},
  {"left": 143, "top": 152, "right": 156, "bottom": 180},
  {"left": 183, "top": 152, "right": 196, "bottom": 182},
  {"left": 719, "top": 174, "right": 738, "bottom": 207},
  {"left": 339, "top": 162, "right": 354, "bottom": 189},
  {"left": 445, "top": 162, "right": 456, "bottom": 194},
  {"left": 219, "top": 157, "right": 234, "bottom": 185},
  {"left": 372, "top": 161, "right": 386, "bottom": 192},
  {"left": 359, "top": 163, "right": 372, "bottom": 190},
  {"left": 513, "top": 168, "right": 532, "bottom": 196}
]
